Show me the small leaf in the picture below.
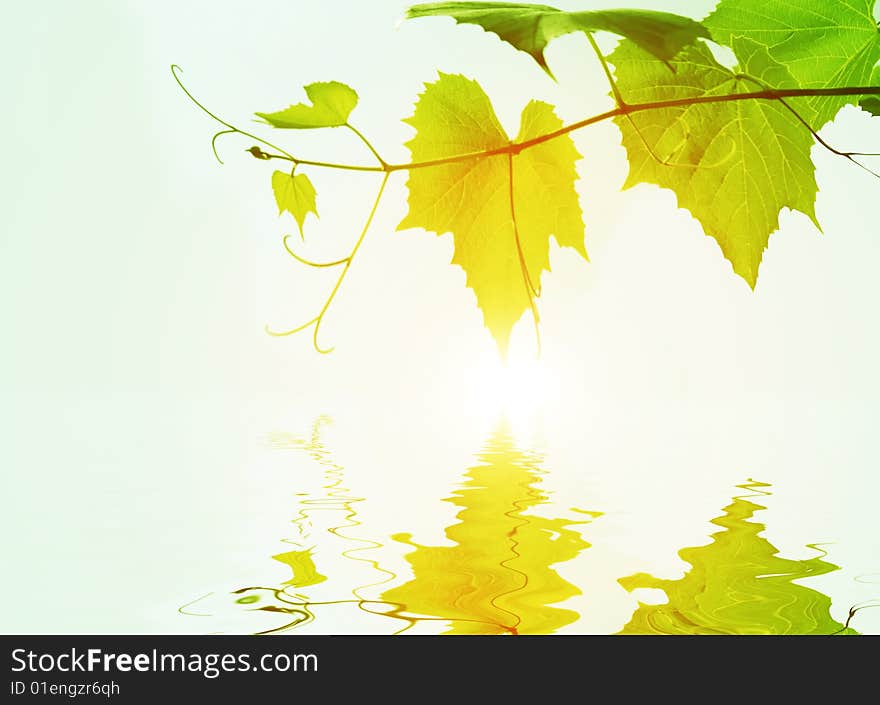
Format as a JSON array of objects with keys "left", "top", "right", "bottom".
[
  {"left": 406, "top": 2, "right": 709, "bottom": 75},
  {"left": 398, "top": 72, "right": 585, "bottom": 353},
  {"left": 256, "top": 81, "right": 358, "bottom": 128},
  {"left": 609, "top": 39, "right": 819, "bottom": 288},
  {"left": 705, "top": 0, "right": 880, "bottom": 127},
  {"left": 272, "top": 170, "right": 318, "bottom": 237}
]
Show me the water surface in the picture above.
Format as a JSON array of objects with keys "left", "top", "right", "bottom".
[{"left": 180, "top": 416, "right": 873, "bottom": 634}]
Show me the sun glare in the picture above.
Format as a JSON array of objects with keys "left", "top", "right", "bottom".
[{"left": 466, "top": 328, "right": 558, "bottom": 437}]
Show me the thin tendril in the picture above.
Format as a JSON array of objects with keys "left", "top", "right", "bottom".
[
  {"left": 629, "top": 120, "right": 738, "bottom": 169},
  {"left": 312, "top": 172, "right": 390, "bottom": 354},
  {"left": 171, "top": 64, "right": 298, "bottom": 163},
  {"left": 735, "top": 73, "right": 880, "bottom": 180},
  {"left": 778, "top": 101, "right": 880, "bottom": 180},
  {"left": 210, "top": 129, "right": 236, "bottom": 164},
  {"left": 178, "top": 592, "right": 214, "bottom": 617},
  {"left": 508, "top": 151, "right": 542, "bottom": 358},
  {"left": 282, "top": 235, "right": 350, "bottom": 268},
  {"left": 265, "top": 172, "right": 390, "bottom": 351},
  {"left": 265, "top": 315, "right": 320, "bottom": 337}
]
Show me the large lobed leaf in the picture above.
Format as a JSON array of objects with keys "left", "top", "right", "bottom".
[
  {"left": 609, "top": 39, "right": 820, "bottom": 288},
  {"left": 705, "top": 0, "right": 880, "bottom": 127},
  {"left": 398, "top": 73, "right": 585, "bottom": 353},
  {"left": 406, "top": 2, "right": 709, "bottom": 75}
]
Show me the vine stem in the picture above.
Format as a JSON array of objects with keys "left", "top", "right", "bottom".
[
  {"left": 171, "top": 65, "right": 298, "bottom": 164},
  {"left": 582, "top": 35, "right": 876, "bottom": 176},
  {"left": 585, "top": 32, "right": 625, "bottom": 107},
  {"left": 733, "top": 73, "right": 880, "bottom": 180},
  {"left": 501, "top": 86, "right": 880, "bottom": 162},
  {"left": 173, "top": 66, "right": 879, "bottom": 175},
  {"left": 174, "top": 65, "right": 879, "bottom": 352},
  {"left": 267, "top": 84, "right": 880, "bottom": 170},
  {"left": 346, "top": 123, "right": 387, "bottom": 167},
  {"left": 584, "top": 32, "right": 683, "bottom": 167},
  {"left": 266, "top": 171, "right": 390, "bottom": 353}
]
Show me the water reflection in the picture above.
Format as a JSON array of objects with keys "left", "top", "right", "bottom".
[
  {"left": 181, "top": 418, "right": 597, "bottom": 633},
  {"left": 180, "top": 416, "right": 400, "bottom": 634},
  {"left": 382, "top": 423, "right": 599, "bottom": 634},
  {"left": 617, "top": 480, "right": 858, "bottom": 635},
  {"left": 181, "top": 421, "right": 863, "bottom": 634}
]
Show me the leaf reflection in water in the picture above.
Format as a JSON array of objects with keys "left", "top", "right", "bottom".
[
  {"left": 617, "top": 480, "right": 858, "bottom": 635},
  {"left": 180, "top": 417, "right": 598, "bottom": 634},
  {"left": 181, "top": 424, "right": 865, "bottom": 635},
  {"left": 381, "top": 422, "right": 600, "bottom": 634}
]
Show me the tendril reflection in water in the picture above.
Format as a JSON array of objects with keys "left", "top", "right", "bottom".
[
  {"left": 181, "top": 416, "right": 404, "bottom": 634},
  {"left": 617, "top": 480, "right": 859, "bottom": 635}
]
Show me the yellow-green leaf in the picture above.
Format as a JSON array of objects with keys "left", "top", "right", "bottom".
[
  {"left": 705, "top": 0, "right": 880, "bottom": 127},
  {"left": 397, "top": 72, "right": 585, "bottom": 353},
  {"left": 609, "top": 40, "right": 819, "bottom": 288},
  {"left": 257, "top": 81, "right": 358, "bottom": 128},
  {"left": 272, "top": 170, "right": 318, "bottom": 237}
]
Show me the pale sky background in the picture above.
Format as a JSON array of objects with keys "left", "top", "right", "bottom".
[{"left": 1, "top": 0, "right": 879, "bottom": 633}]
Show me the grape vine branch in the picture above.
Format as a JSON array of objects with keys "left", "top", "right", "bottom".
[
  {"left": 173, "top": 1, "right": 880, "bottom": 355},
  {"left": 174, "top": 67, "right": 877, "bottom": 176}
]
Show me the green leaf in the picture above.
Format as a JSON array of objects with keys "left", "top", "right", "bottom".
[
  {"left": 860, "top": 66, "right": 880, "bottom": 116},
  {"left": 256, "top": 81, "right": 358, "bottom": 128},
  {"left": 609, "top": 39, "right": 819, "bottom": 288},
  {"left": 406, "top": 2, "right": 709, "bottom": 75},
  {"left": 397, "top": 73, "right": 585, "bottom": 353},
  {"left": 272, "top": 170, "right": 318, "bottom": 237},
  {"left": 705, "top": 0, "right": 880, "bottom": 127}
]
